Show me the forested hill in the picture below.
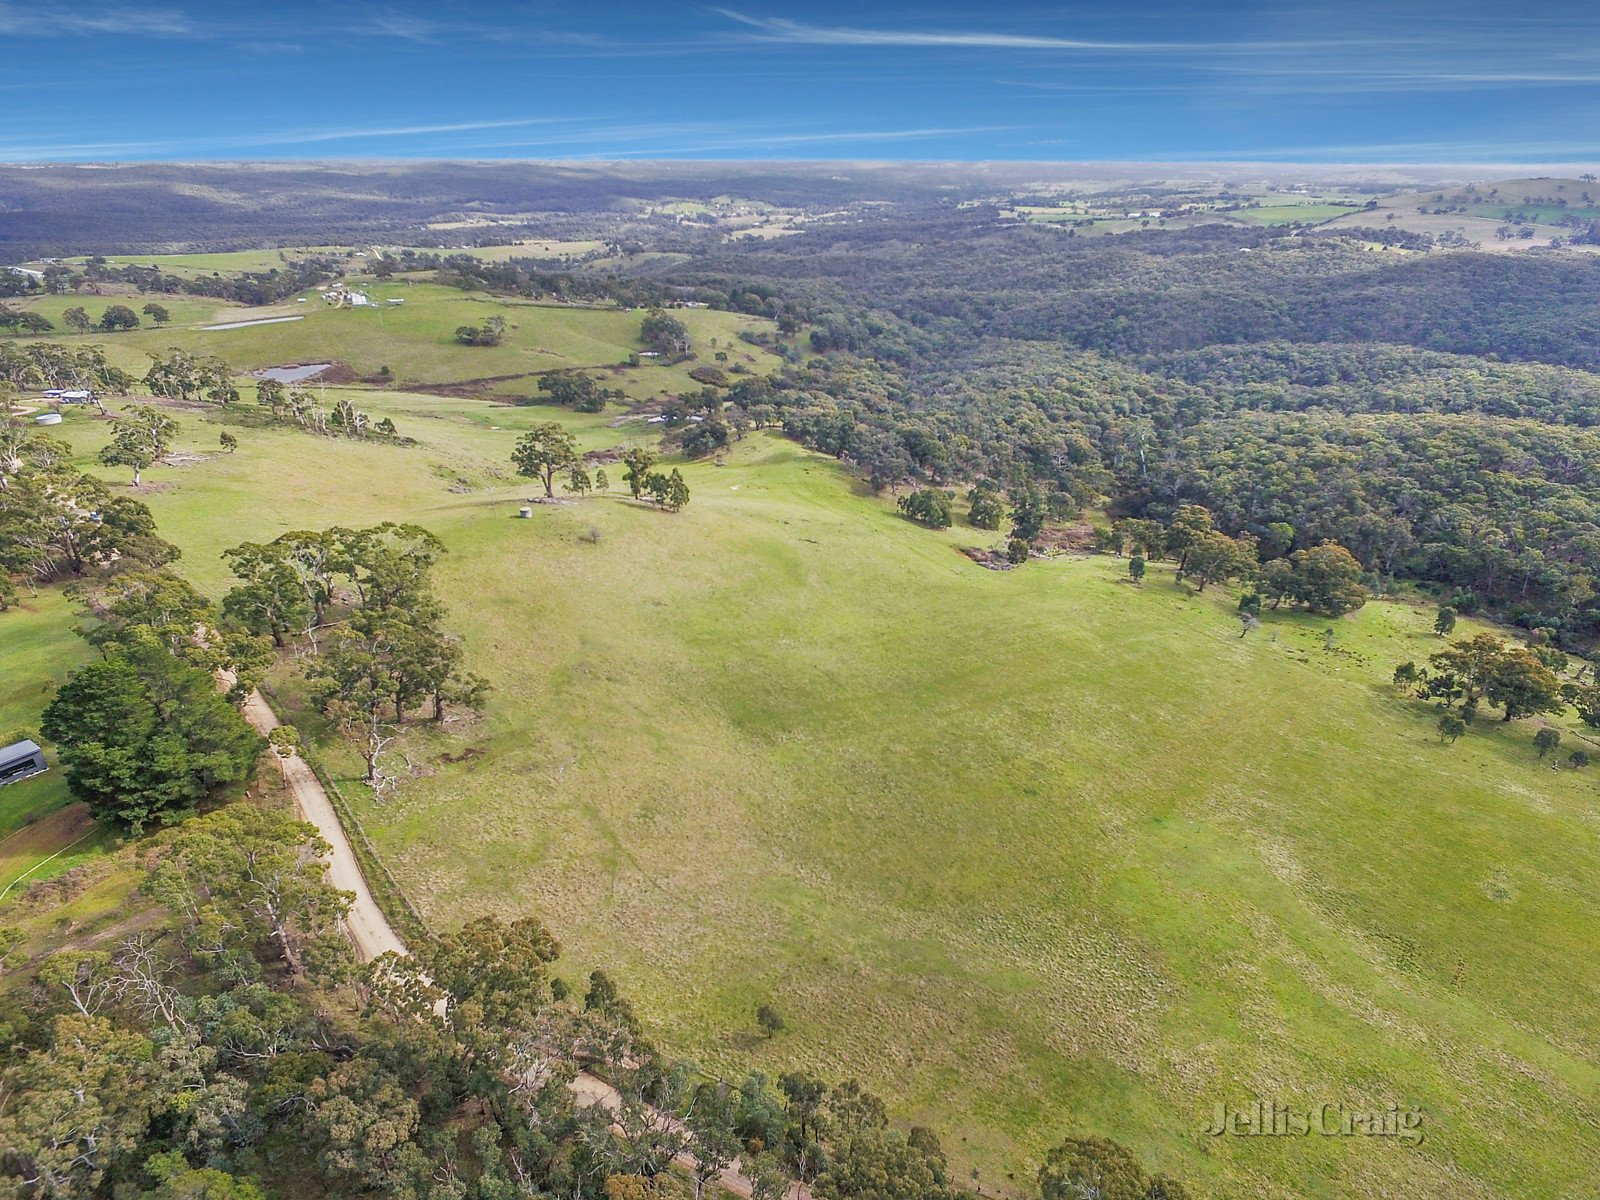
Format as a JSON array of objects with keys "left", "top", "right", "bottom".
[
  {"left": 668, "top": 213, "right": 1600, "bottom": 644},
  {"left": 685, "top": 212, "right": 1600, "bottom": 370},
  {"left": 0, "top": 162, "right": 1099, "bottom": 258}
]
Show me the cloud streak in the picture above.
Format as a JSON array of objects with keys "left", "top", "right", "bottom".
[
  {"left": 0, "top": 117, "right": 1019, "bottom": 163},
  {"left": 0, "top": 1, "right": 192, "bottom": 36},
  {"left": 0, "top": 116, "right": 590, "bottom": 161},
  {"left": 712, "top": 9, "right": 1365, "bottom": 54}
]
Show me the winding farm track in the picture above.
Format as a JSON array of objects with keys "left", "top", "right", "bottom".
[
  {"left": 241, "top": 691, "right": 404, "bottom": 960},
  {"left": 241, "top": 690, "right": 770, "bottom": 1199}
]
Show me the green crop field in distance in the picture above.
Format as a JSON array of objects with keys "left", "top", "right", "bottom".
[
  {"left": 1225, "top": 204, "right": 1359, "bottom": 226},
  {"left": 50, "top": 248, "right": 353, "bottom": 274}
]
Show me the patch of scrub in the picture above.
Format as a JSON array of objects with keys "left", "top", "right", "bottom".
[{"left": 251, "top": 362, "right": 331, "bottom": 383}]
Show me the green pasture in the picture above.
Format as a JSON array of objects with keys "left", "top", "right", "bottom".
[
  {"left": 0, "top": 589, "right": 88, "bottom": 839},
  {"left": 0, "top": 588, "right": 105, "bottom": 898},
  {"left": 19, "top": 390, "right": 1599, "bottom": 1198},
  {"left": 8, "top": 281, "right": 783, "bottom": 396},
  {"left": 9, "top": 292, "right": 235, "bottom": 331},
  {"left": 420, "top": 240, "right": 607, "bottom": 262},
  {"left": 49, "top": 247, "right": 353, "bottom": 274},
  {"left": 1225, "top": 204, "right": 1359, "bottom": 226},
  {"left": 1479, "top": 203, "right": 1600, "bottom": 224}
]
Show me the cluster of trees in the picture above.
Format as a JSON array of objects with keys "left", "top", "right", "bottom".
[
  {"left": 144, "top": 349, "right": 237, "bottom": 404},
  {"left": 510, "top": 432, "right": 687, "bottom": 510},
  {"left": 60, "top": 304, "right": 143, "bottom": 334},
  {"left": 640, "top": 311, "right": 692, "bottom": 360},
  {"left": 617, "top": 446, "right": 690, "bottom": 511},
  {"left": 15, "top": 255, "right": 335, "bottom": 307},
  {"left": 535, "top": 371, "right": 623, "bottom": 413},
  {"left": 0, "top": 426, "right": 179, "bottom": 608},
  {"left": 1256, "top": 542, "right": 1370, "bottom": 616},
  {"left": 2, "top": 858, "right": 1186, "bottom": 1200},
  {"left": 897, "top": 487, "right": 952, "bottom": 528},
  {"left": 12, "top": 492, "right": 272, "bottom": 827},
  {"left": 1, "top": 342, "right": 135, "bottom": 399},
  {"left": 42, "top": 614, "right": 263, "bottom": 831},
  {"left": 426, "top": 250, "right": 673, "bottom": 308},
  {"left": 0, "top": 303, "right": 165, "bottom": 337},
  {"left": 1395, "top": 631, "right": 1569, "bottom": 726},
  {"left": 456, "top": 315, "right": 507, "bottom": 347},
  {"left": 97, "top": 406, "right": 176, "bottom": 486},
  {"left": 254, "top": 378, "right": 399, "bottom": 440},
  {"left": 0, "top": 303, "right": 55, "bottom": 335},
  {"left": 220, "top": 524, "right": 485, "bottom": 793},
  {"left": 1094, "top": 504, "right": 1370, "bottom": 614}
]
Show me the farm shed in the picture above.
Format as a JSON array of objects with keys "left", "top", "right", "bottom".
[{"left": 0, "top": 740, "right": 47, "bottom": 787}]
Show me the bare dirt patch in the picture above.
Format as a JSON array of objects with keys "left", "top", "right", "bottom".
[
  {"left": 0, "top": 803, "right": 95, "bottom": 898},
  {"left": 1037, "top": 523, "right": 1095, "bottom": 554}
]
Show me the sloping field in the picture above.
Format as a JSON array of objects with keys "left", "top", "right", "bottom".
[
  {"left": 1323, "top": 176, "right": 1600, "bottom": 251},
  {"left": 0, "top": 589, "right": 91, "bottom": 840},
  {"left": 8, "top": 281, "right": 784, "bottom": 398},
  {"left": 40, "top": 393, "right": 1600, "bottom": 1200}
]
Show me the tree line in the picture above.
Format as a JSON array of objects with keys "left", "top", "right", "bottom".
[{"left": 2, "top": 838, "right": 1189, "bottom": 1200}]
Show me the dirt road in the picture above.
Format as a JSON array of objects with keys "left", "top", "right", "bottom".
[
  {"left": 241, "top": 691, "right": 405, "bottom": 960},
  {"left": 242, "top": 689, "right": 766, "bottom": 1198}
]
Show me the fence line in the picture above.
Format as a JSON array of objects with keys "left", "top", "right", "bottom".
[{"left": 261, "top": 686, "right": 434, "bottom": 947}]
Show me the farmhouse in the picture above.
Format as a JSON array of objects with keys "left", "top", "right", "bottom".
[{"left": 0, "top": 740, "right": 47, "bottom": 787}]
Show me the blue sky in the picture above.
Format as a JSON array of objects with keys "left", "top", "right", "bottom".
[{"left": 2, "top": 1, "right": 1599, "bottom": 162}]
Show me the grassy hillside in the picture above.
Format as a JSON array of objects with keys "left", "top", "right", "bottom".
[
  {"left": 1324, "top": 176, "right": 1600, "bottom": 251},
  {"left": 52, "top": 248, "right": 351, "bottom": 275},
  {"left": 7, "top": 279, "right": 785, "bottom": 398},
  {"left": 0, "top": 589, "right": 104, "bottom": 891},
  {"left": 21, "top": 389, "right": 1599, "bottom": 1199}
]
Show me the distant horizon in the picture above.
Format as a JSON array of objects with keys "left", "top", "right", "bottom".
[
  {"left": 7, "top": 159, "right": 1599, "bottom": 176},
  {"left": 4, "top": 1, "right": 1600, "bottom": 164}
]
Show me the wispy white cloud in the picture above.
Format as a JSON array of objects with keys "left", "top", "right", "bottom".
[
  {"left": 1144, "top": 138, "right": 1600, "bottom": 163},
  {"left": 0, "top": 117, "right": 587, "bottom": 161},
  {"left": 0, "top": 1, "right": 192, "bottom": 36},
  {"left": 716, "top": 11, "right": 1170, "bottom": 50},
  {"left": 478, "top": 121, "right": 1015, "bottom": 156},
  {"left": 364, "top": 11, "right": 445, "bottom": 43},
  {"left": 710, "top": 7, "right": 1600, "bottom": 98},
  {"left": 712, "top": 9, "right": 1359, "bottom": 53},
  {"left": 242, "top": 117, "right": 577, "bottom": 146},
  {"left": 0, "top": 117, "right": 1020, "bottom": 162}
]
